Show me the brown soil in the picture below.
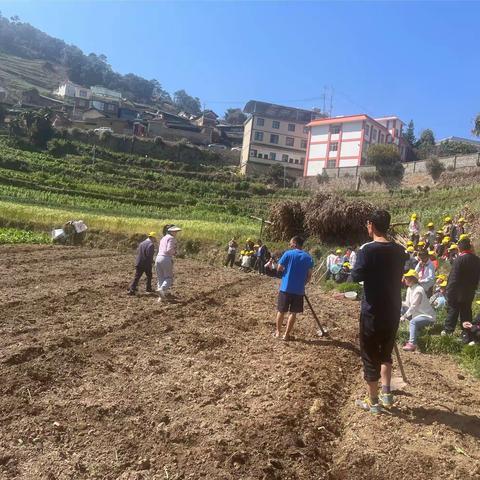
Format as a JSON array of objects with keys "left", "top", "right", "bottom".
[{"left": 0, "top": 245, "right": 479, "bottom": 480}]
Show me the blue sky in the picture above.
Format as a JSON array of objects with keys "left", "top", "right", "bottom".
[{"left": 1, "top": 0, "right": 479, "bottom": 139}]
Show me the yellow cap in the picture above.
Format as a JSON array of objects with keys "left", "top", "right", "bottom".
[
  {"left": 406, "top": 240, "right": 414, "bottom": 246},
  {"left": 336, "top": 248, "right": 342, "bottom": 254},
  {"left": 459, "top": 233, "right": 469, "bottom": 241},
  {"left": 406, "top": 246, "right": 414, "bottom": 253},
  {"left": 427, "top": 222, "right": 434, "bottom": 227},
  {"left": 404, "top": 269, "right": 418, "bottom": 279},
  {"left": 436, "top": 230, "right": 443, "bottom": 234},
  {"left": 343, "top": 262, "right": 350, "bottom": 267},
  {"left": 442, "top": 236, "right": 451, "bottom": 244},
  {"left": 428, "top": 250, "right": 436, "bottom": 256},
  {"left": 417, "top": 241, "right": 425, "bottom": 247},
  {"left": 440, "top": 281, "right": 447, "bottom": 288},
  {"left": 476, "top": 300, "right": 480, "bottom": 305},
  {"left": 411, "top": 213, "right": 417, "bottom": 219},
  {"left": 448, "top": 244, "right": 458, "bottom": 251},
  {"left": 436, "top": 274, "right": 447, "bottom": 281},
  {"left": 246, "top": 238, "right": 252, "bottom": 242},
  {"left": 148, "top": 231, "right": 156, "bottom": 237},
  {"left": 444, "top": 216, "right": 452, "bottom": 223},
  {"left": 458, "top": 217, "right": 466, "bottom": 223}
]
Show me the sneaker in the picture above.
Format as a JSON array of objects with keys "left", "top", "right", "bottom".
[
  {"left": 355, "top": 397, "right": 381, "bottom": 415},
  {"left": 158, "top": 289, "right": 166, "bottom": 299},
  {"left": 403, "top": 342, "right": 416, "bottom": 352},
  {"left": 378, "top": 392, "right": 394, "bottom": 409},
  {"left": 468, "top": 341, "right": 476, "bottom": 346}
]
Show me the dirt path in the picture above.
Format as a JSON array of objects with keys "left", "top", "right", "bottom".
[{"left": 0, "top": 246, "right": 478, "bottom": 479}]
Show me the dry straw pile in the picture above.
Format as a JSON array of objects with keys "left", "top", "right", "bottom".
[{"left": 267, "top": 193, "right": 375, "bottom": 244}]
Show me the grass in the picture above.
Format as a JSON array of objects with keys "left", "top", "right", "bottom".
[
  {"left": 397, "top": 307, "right": 480, "bottom": 379},
  {"left": 0, "top": 227, "right": 49, "bottom": 245}
]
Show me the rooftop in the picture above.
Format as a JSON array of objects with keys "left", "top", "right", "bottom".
[{"left": 243, "top": 100, "right": 323, "bottom": 123}]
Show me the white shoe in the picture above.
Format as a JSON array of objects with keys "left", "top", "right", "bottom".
[
  {"left": 468, "top": 341, "right": 476, "bottom": 346},
  {"left": 158, "top": 290, "right": 166, "bottom": 299}
]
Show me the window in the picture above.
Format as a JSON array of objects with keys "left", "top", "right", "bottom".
[
  {"left": 301, "top": 139, "right": 307, "bottom": 149},
  {"left": 79, "top": 90, "right": 87, "bottom": 98},
  {"left": 254, "top": 131, "right": 264, "bottom": 141},
  {"left": 365, "top": 124, "right": 370, "bottom": 136},
  {"left": 330, "top": 142, "right": 338, "bottom": 152},
  {"left": 379, "top": 134, "right": 384, "bottom": 143},
  {"left": 386, "top": 134, "right": 393, "bottom": 143},
  {"left": 269, "top": 152, "right": 276, "bottom": 161},
  {"left": 288, "top": 123, "right": 296, "bottom": 132},
  {"left": 286, "top": 136, "right": 294, "bottom": 147},
  {"left": 250, "top": 149, "right": 257, "bottom": 157},
  {"left": 272, "top": 120, "right": 280, "bottom": 129},
  {"left": 107, "top": 104, "right": 115, "bottom": 112},
  {"left": 331, "top": 124, "right": 341, "bottom": 134},
  {"left": 372, "top": 129, "right": 377, "bottom": 141},
  {"left": 295, "top": 159, "right": 299, "bottom": 164},
  {"left": 256, "top": 117, "right": 264, "bottom": 126},
  {"left": 288, "top": 158, "right": 293, "bottom": 163},
  {"left": 303, "top": 126, "right": 309, "bottom": 134},
  {"left": 327, "top": 159, "right": 336, "bottom": 168},
  {"left": 263, "top": 154, "right": 268, "bottom": 159},
  {"left": 395, "top": 129, "right": 399, "bottom": 138},
  {"left": 282, "top": 154, "right": 289, "bottom": 162},
  {"left": 300, "top": 157, "right": 305, "bottom": 165},
  {"left": 270, "top": 134, "right": 279, "bottom": 144}
]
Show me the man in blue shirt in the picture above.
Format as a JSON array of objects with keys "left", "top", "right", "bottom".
[{"left": 275, "top": 236, "right": 314, "bottom": 341}]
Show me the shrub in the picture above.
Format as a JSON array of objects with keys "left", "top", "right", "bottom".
[
  {"left": 184, "top": 239, "right": 201, "bottom": 255},
  {"left": 316, "top": 170, "right": 330, "bottom": 185},
  {"left": 361, "top": 171, "right": 381, "bottom": 184},
  {"left": 426, "top": 157, "right": 445, "bottom": 182},
  {"left": 366, "top": 144, "right": 404, "bottom": 188}
]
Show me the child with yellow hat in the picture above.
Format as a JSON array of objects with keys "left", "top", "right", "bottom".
[
  {"left": 425, "top": 222, "right": 436, "bottom": 248},
  {"left": 401, "top": 269, "right": 436, "bottom": 352},
  {"left": 408, "top": 213, "right": 420, "bottom": 245}
]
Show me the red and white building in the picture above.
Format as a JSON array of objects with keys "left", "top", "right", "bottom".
[{"left": 304, "top": 114, "right": 407, "bottom": 177}]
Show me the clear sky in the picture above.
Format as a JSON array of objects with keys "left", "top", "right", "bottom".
[{"left": 0, "top": 0, "right": 479, "bottom": 139}]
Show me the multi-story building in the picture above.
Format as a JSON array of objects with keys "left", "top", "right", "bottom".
[
  {"left": 240, "top": 100, "right": 322, "bottom": 177},
  {"left": 54, "top": 81, "right": 91, "bottom": 100},
  {"left": 304, "top": 114, "right": 407, "bottom": 177}
]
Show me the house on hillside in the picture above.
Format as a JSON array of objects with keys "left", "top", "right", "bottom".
[
  {"left": 437, "top": 136, "right": 480, "bottom": 148},
  {"left": 90, "top": 86, "right": 122, "bottom": 101},
  {"left": 54, "top": 81, "right": 91, "bottom": 100},
  {"left": 21, "top": 89, "right": 68, "bottom": 110},
  {"left": 303, "top": 114, "right": 408, "bottom": 177},
  {"left": 240, "top": 100, "right": 323, "bottom": 178},
  {"left": 194, "top": 110, "right": 218, "bottom": 128},
  {"left": 216, "top": 123, "right": 244, "bottom": 147},
  {"left": 74, "top": 108, "right": 130, "bottom": 134}
]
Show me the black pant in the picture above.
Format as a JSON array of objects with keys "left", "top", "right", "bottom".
[
  {"left": 359, "top": 311, "right": 399, "bottom": 382},
  {"left": 129, "top": 264, "right": 152, "bottom": 292},
  {"left": 225, "top": 253, "right": 236, "bottom": 267},
  {"left": 444, "top": 300, "right": 472, "bottom": 333}
]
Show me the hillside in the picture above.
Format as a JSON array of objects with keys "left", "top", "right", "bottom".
[{"left": 0, "top": 51, "right": 66, "bottom": 100}]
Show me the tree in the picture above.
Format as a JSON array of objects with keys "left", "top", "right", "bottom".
[
  {"left": 20, "top": 108, "right": 54, "bottom": 147},
  {"left": 416, "top": 129, "right": 436, "bottom": 159},
  {"left": 473, "top": 114, "right": 480, "bottom": 137},
  {"left": 403, "top": 120, "right": 416, "bottom": 146},
  {"left": 0, "top": 104, "right": 6, "bottom": 124},
  {"left": 366, "top": 144, "right": 404, "bottom": 188},
  {"left": 437, "top": 140, "right": 479, "bottom": 157},
  {"left": 173, "top": 90, "right": 202, "bottom": 115},
  {"left": 425, "top": 157, "right": 445, "bottom": 182},
  {"left": 224, "top": 108, "right": 247, "bottom": 125}
]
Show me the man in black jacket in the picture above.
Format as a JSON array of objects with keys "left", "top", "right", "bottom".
[
  {"left": 351, "top": 210, "right": 408, "bottom": 414},
  {"left": 128, "top": 232, "right": 156, "bottom": 295},
  {"left": 443, "top": 238, "right": 480, "bottom": 334}
]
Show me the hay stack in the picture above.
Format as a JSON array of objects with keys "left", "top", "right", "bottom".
[
  {"left": 304, "top": 195, "right": 375, "bottom": 244},
  {"left": 268, "top": 193, "right": 375, "bottom": 245},
  {"left": 267, "top": 200, "right": 305, "bottom": 240}
]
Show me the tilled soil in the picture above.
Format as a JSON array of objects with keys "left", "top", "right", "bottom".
[{"left": 0, "top": 245, "right": 479, "bottom": 480}]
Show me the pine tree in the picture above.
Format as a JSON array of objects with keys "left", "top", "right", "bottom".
[{"left": 403, "top": 120, "right": 416, "bottom": 146}]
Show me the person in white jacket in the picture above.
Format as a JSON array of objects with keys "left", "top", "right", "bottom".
[
  {"left": 401, "top": 269, "right": 436, "bottom": 352},
  {"left": 414, "top": 251, "right": 435, "bottom": 296}
]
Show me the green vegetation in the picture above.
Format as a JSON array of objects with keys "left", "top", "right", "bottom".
[
  {"left": 397, "top": 308, "right": 480, "bottom": 379},
  {"left": 0, "top": 227, "right": 49, "bottom": 244}
]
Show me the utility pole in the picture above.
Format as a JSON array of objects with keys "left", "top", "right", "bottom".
[{"left": 283, "top": 164, "right": 286, "bottom": 188}]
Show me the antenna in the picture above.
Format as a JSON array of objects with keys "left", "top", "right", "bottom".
[
  {"left": 329, "top": 87, "right": 334, "bottom": 117},
  {"left": 322, "top": 86, "right": 327, "bottom": 114}
]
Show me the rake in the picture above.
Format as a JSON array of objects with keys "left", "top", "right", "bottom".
[{"left": 304, "top": 294, "right": 329, "bottom": 337}]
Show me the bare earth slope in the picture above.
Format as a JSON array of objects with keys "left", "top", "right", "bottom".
[{"left": 0, "top": 246, "right": 478, "bottom": 479}]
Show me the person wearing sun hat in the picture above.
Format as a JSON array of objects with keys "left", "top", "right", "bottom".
[
  {"left": 425, "top": 222, "right": 436, "bottom": 248},
  {"left": 430, "top": 280, "right": 447, "bottom": 310},
  {"left": 428, "top": 249, "right": 439, "bottom": 270},
  {"left": 443, "top": 237, "right": 480, "bottom": 335},
  {"left": 128, "top": 231, "right": 156, "bottom": 295},
  {"left": 401, "top": 269, "right": 436, "bottom": 352},
  {"left": 443, "top": 216, "right": 453, "bottom": 238},
  {"left": 155, "top": 225, "right": 182, "bottom": 300},
  {"left": 448, "top": 243, "right": 459, "bottom": 265},
  {"left": 404, "top": 245, "right": 418, "bottom": 273},
  {"left": 415, "top": 250, "right": 435, "bottom": 296},
  {"left": 408, "top": 213, "right": 420, "bottom": 245}
]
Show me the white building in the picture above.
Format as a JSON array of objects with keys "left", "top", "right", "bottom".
[
  {"left": 54, "top": 81, "right": 91, "bottom": 100},
  {"left": 240, "top": 100, "right": 322, "bottom": 178},
  {"left": 304, "top": 114, "right": 407, "bottom": 177}
]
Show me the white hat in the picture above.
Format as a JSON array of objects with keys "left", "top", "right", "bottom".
[{"left": 167, "top": 226, "right": 182, "bottom": 232}]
